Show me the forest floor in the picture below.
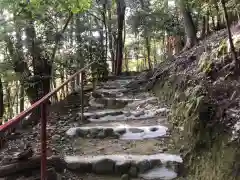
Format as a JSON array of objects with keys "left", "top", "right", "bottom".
[{"left": 0, "top": 76, "right": 183, "bottom": 180}]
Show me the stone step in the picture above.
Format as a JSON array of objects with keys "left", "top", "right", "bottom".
[
  {"left": 66, "top": 124, "right": 168, "bottom": 140},
  {"left": 64, "top": 154, "right": 183, "bottom": 179},
  {"left": 79, "top": 108, "right": 169, "bottom": 123},
  {"left": 92, "top": 89, "right": 126, "bottom": 98}
]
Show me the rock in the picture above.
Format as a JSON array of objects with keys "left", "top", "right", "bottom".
[
  {"left": 76, "top": 129, "right": 89, "bottom": 137},
  {"left": 124, "top": 111, "right": 131, "bottom": 117},
  {"left": 115, "top": 128, "right": 127, "bottom": 135},
  {"left": 89, "top": 128, "right": 101, "bottom": 138},
  {"left": 115, "top": 161, "right": 131, "bottom": 175},
  {"left": 92, "top": 92, "right": 102, "bottom": 98},
  {"left": 166, "top": 161, "right": 184, "bottom": 176},
  {"left": 129, "top": 128, "right": 144, "bottom": 133},
  {"left": 93, "top": 158, "right": 116, "bottom": 174},
  {"left": 149, "top": 159, "right": 162, "bottom": 168},
  {"left": 121, "top": 174, "right": 130, "bottom": 180},
  {"left": 104, "top": 128, "right": 114, "bottom": 137},
  {"left": 52, "top": 134, "right": 61, "bottom": 142},
  {"left": 47, "top": 168, "right": 60, "bottom": 180},
  {"left": 109, "top": 111, "right": 124, "bottom": 116},
  {"left": 98, "top": 130, "right": 107, "bottom": 139},
  {"left": 128, "top": 165, "right": 138, "bottom": 177},
  {"left": 161, "top": 147, "right": 168, "bottom": 152},
  {"left": 0, "top": 156, "right": 12, "bottom": 165},
  {"left": 149, "top": 127, "right": 158, "bottom": 132},
  {"left": 111, "top": 133, "right": 120, "bottom": 139},
  {"left": 137, "top": 160, "right": 151, "bottom": 173},
  {"left": 66, "top": 161, "right": 92, "bottom": 173},
  {"left": 133, "top": 111, "right": 145, "bottom": 117}
]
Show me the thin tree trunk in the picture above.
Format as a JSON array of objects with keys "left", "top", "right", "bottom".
[
  {"left": 200, "top": 16, "right": 206, "bottom": 39},
  {"left": 220, "top": 0, "right": 238, "bottom": 72},
  {"left": 153, "top": 39, "right": 157, "bottom": 66},
  {"left": 15, "top": 82, "right": 19, "bottom": 115},
  {"left": 213, "top": 0, "right": 221, "bottom": 30},
  {"left": 145, "top": 37, "right": 152, "bottom": 69},
  {"left": 0, "top": 76, "right": 4, "bottom": 121},
  {"left": 124, "top": 50, "right": 128, "bottom": 72},
  {"left": 178, "top": 0, "right": 197, "bottom": 50},
  {"left": 107, "top": 9, "right": 115, "bottom": 73},
  {"left": 5, "top": 83, "right": 12, "bottom": 119},
  {"left": 20, "top": 83, "right": 24, "bottom": 112}
]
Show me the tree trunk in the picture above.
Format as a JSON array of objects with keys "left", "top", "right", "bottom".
[
  {"left": 178, "top": 0, "right": 197, "bottom": 50},
  {"left": 20, "top": 83, "right": 24, "bottom": 112},
  {"left": 206, "top": 10, "right": 210, "bottom": 35},
  {"left": 115, "top": 0, "right": 126, "bottom": 75},
  {"left": 200, "top": 16, "right": 206, "bottom": 39},
  {"left": 15, "top": 82, "right": 19, "bottom": 115},
  {"left": 153, "top": 39, "right": 157, "bottom": 66},
  {"left": 107, "top": 9, "right": 115, "bottom": 73},
  {"left": 145, "top": 37, "right": 152, "bottom": 69},
  {"left": 60, "top": 67, "right": 65, "bottom": 100},
  {"left": 220, "top": 0, "right": 238, "bottom": 72},
  {"left": 124, "top": 50, "right": 128, "bottom": 72},
  {"left": 0, "top": 76, "right": 4, "bottom": 121},
  {"left": 5, "top": 83, "right": 12, "bottom": 119},
  {"left": 213, "top": 0, "right": 221, "bottom": 30}
]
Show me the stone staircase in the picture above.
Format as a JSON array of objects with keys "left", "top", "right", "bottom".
[
  {"left": 62, "top": 77, "right": 183, "bottom": 180},
  {"left": 0, "top": 76, "right": 183, "bottom": 180}
]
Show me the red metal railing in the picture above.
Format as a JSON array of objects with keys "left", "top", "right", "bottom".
[{"left": 0, "top": 61, "right": 96, "bottom": 180}]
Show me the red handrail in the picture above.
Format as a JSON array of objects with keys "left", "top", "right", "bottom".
[
  {"left": 0, "top": 60, "right": 96, "bottom": 180},
  {"left": 0, "top": 61, "right": 95, "bottom": 132}
]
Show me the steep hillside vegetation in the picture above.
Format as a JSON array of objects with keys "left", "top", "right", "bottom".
[{"left": 141, "top": 27, "right": 240, "bottom": 180}]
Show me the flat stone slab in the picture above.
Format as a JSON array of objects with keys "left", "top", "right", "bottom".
[
  {"left": 83, "top": 110, "right": 125, "bottom": 118},
  {"left": 66, "top": 124, "right": 168, "bottom": 140},
  {"left": 139, "top": 167, "right": 178, "bottom": 180},
  {"left": 87, "top": 108, "right": 169, "bottom": 122},
  {"left": 64, "top": 153, "right": 182, "bottom": 178}
]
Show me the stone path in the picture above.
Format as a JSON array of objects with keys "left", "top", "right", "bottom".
[
  {"left": 0, "top": 76, "right": 182, "bottom": 180},
  {"left": 62, "top": 77, "right": 183, "bottom": 180}
]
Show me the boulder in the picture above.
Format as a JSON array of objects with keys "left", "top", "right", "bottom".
[
  {"left": 92, "top": 92, "right": 102, "bottom": 98},
  {"left": 166, "top": 161, "right": 184, "bottom": 176},
  {"left": 89, "top": 128, "right": 101, "bottom": 138},
  {"left": 76, "top": 129, "right": 89, "bottom": 137},
  {"left": 121, "top": 174, "right": 130, "bottom": 180},
  {"left": 115, "top": 128, "right": 127, "bottom": 135},
  {"left": 149, "top": 159, "right": 162, "bottom": 168},
  {"left": 128, "top": 165, "right": 138, "bottom": 178},
  {"left": 115, "top": 161, "right": 131, "bottom": 175},
  {"left": 133, "top": 111, "right": 145, "bottom": 117},
  {"left": 137, "top": 160, "right": 151, "bottom": 173},
  {"left": 92, "top": 159, "right": 116, "bottom": 174},
  {"left": 104, "top": 128, "right": 114, "bottom": 137},
  {"left": 97, "top": 130, "right": 107, "bottom": 139},
  {"left": 66, "top": 161, "right": 92, "bottom": 173}
]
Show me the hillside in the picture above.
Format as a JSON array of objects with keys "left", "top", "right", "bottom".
[{"left": 128, "top": 26, "right": 240, "bottom": 180}]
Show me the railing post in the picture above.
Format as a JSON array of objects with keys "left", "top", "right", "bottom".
[
  {"left": 80, "top": 71, "right": 84, "bottom": 122},
  {"left": 41, "top": 102, "right": 47, "bottom": 180}
]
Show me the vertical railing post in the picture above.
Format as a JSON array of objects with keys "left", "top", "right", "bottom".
[
  {"left": 41, "top": 102, "right": 47, "bottom": 180},
  {"left": 80, "top": 71, "right": 84, "bottom": 122}
]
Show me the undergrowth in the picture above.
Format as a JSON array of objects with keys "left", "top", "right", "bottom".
[{"left": 152, "top": 52, "right": 240, "bottom": 180}]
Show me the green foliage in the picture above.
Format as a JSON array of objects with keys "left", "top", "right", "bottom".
[{"left": 198, "top": 52, "right": 213, "bottom": 74}]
